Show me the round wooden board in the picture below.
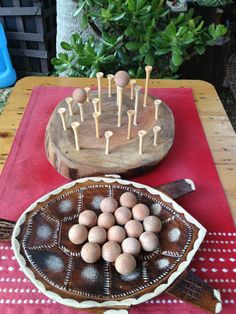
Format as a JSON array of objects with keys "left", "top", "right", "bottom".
[{"left": 45, "top": 89, "right": 175, "bottom": 179}]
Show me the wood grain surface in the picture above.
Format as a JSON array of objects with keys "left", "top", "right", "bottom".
[
  {"left": 45, "top": 89, "right": 174, "bottom": 179},
  {"left": 0, "top": 77, "right": 236, "bottom": 224}
]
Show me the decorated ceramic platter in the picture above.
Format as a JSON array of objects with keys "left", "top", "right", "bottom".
[{"left": 2, "top": 177, "right": 222, "bottom": 313}]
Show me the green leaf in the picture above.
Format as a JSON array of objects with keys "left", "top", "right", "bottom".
[
  {"left": 171, "top": 51, "right": 183, "bottom": 66},
  {"left": 74, "top": 2, "right": 85, "bottom": 17},
  {"left": 176, "top": 12, "right": 185, "bottom": 24},
  {"left": 137, "top": 66, "right": 143, "bottom": 78},
  {"left": 116, "top": 48, "right": 129, "bottom": 65},
  {"left": 139, "top": 44, "right": 150, "bottom": 55},
  {"left": 125, "top": 41, "right": 141, "bottom": 51},
  {"left": 61, "top": 41, "right": 73, "bottom": 51},
  {"left": 111, "top": 12, "right": 126, "bottom": 21},
  {"left": 51, "top": 58, "right": 64, "bottom": 66},
  {"left": 136, "top": 0, "right": 145, "bottom": 10},
  {"left": 80, "top": 14, "right": 88, "bottom": 30},
  {"left": 101, "top": 55, "right": 116, "bottom": 63},
  {"left": 77, "top": 56, "right": 94, "bottom": 66},
  {"left": 196, "top": 45, "right": 205, "bottom": 55},
  {"left": 58, "top": 52, "right": 69, "bottom": 62},
  {"left": 165, "top": 23, "right": 176, "bottom": 40},
  {"left": 127, "top": 0, "right": 136, "bottom": 11},
  {"left": 102, "top": 32, "right": 117, "bottom": 47},
  {"left": 144, "top": 52, "right": 155, "bottom": 66},
  {"left": 170, "top": 60, "right": 179, "bottom": 73},
  {"left": 155, "top": 48, "right": 171, "bottom": 55},
  {"left": 97, "top": 42, "right": 106, "bottom": 57}
]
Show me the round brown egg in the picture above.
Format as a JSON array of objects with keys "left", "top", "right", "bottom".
[
  {"left": 114, "top": 71, "right": 130, "bottom": 87},
  {"left": 120, "top": 192, "right": 137, "bottom": 208},
  {"left": 79, "top": 210, "right": 97, "bottom": 228},
  {"left": 121, "top": 237, "right": 141, "bottom": 256},
  {"left": 108, "top": 225, "right": 126, "bottom": 243},
  {"left": 114, "top": 207, "right": 132, "bottom": 225},
  {"left": 124, "top": 220, "right": 143, "bottom": 238},
  {"left": 68, "top": 224, "right": 88, "bottom": 245},
  {"left": 132, "top": 203, "right": 150, "bottom": 221},
  {"left": 102, "top": 241, "right": 121, "bottom": 262},
  {"left": 115, "top": 253, "right": 136, "bottom": 275},
  {"left": 139, "top": 231, "right": 159, "bottom": 252},
  {"left": 143, "top": 215, "right": 162, "bottom": 233},
  {"left": 81, "top": 242, "right": 101, "bottom": 263},
  {"left": 88, "top": 226, "right": 107, "bottom": 245},
  {"left": 72, "top": 88, "right": 87, "bottom": 103},
  {"left": 97, "top": 212, "right": 115, "bottom": 230},
  {"left": 100, "top": 197, "right": 118, "bottom": 213}
]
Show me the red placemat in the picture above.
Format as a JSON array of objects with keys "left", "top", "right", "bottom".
[{"left": 0, "top": 86, "right": 235, "bottom": 314}]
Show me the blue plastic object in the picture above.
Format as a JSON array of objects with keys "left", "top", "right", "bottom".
[{"left": 0, "top": 22, "right": 16, "bottom": 88}]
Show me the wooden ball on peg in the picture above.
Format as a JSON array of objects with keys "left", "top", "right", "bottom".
[
  {"left": 130, "top": 79, "right": 136, "bottom": 100},
  {"left": 93, "top": 111, "right": 101, "bottom": 139},
  {"left": 84, "top": 87, "right": 91, "bottom": 102},
  {"left": 58, "top": 107, "right": 67, "bottom": 131},
  {"left": 107, "top": 74, "right": 114, "bottom": 98},
  {"left": 105, "top": 131, "right": 113, "bottom": 155},
  {"left": 65, "top": 97, "right": 73, "bottom": 116},
  {"left": 143, "top": 65, "right": 153, "bottom": 107},
  {"left": 71, "top": 122, "right": 80, "bottom": 151},
  {"left": 154, "top": 99, "right": 162, "bottom": 120},
  {"left": 72, "top": 88, "right": 87, "bottom": 104},
  {"left": 114, "top": 71, "right": 130, "bottom": 128},
  {"left": 134, "top": 85, "right": 142, "bottom": 126},
  {"left": 127, "top": 110, "right": 135, "bottom": 140},
  {"left": 138, "top": 130, "right": 147, "bottom": 155},
  {"left": 153, "top": 126, "right": 161, "bottom": 146},
  {"left": 114, "top": 70, "right": 130, "bottom": 88},
  {"left": 92, "top": 98, "right": 99, "bottom": 113}
]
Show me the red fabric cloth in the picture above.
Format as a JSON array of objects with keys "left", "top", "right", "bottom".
[{"left": 0, "top": 86, "right": 235, "bottom": 313}]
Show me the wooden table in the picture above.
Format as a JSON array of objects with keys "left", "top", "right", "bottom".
[{"left": 0, "top": 77, "right": 236, "bottom": 224}]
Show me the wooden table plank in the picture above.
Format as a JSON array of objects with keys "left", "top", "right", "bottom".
[{"left": 0, "top": 77, "right": 236, "bottom": 224}]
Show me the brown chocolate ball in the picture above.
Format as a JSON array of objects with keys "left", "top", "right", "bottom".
[
  {"left": 114, "top": 71, "right": 130, "bottom": 87},
  {"left": 72, "top": 88, "right": 87, "bottom": 103}
]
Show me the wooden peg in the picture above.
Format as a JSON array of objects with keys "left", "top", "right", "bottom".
[
  {"left": 84, "top": 87, "right": 91, "bottom": 102},
  {"left": 117, "top": 86, "right": 124, "bottom": 127},
  {"left": 71, "top": 122, "right": 80, "bottom": 151},
  {"left": 138, "top": 130, "right": 147, "bottom": 155},
  {"left": 134, "top": 85, "right": 141, "bottom": 126},
  {"left": 153, "top": 126, "right": 161, "bottom": 146},
  {"left": 77, "top": 102, "right": 85, "bottom": 122},
  {"left": 107, "top": 74, "right": 114, "bottom": 98},
  {"left": 154, "top": 99, "right": 161, "bottom": 120},
  {"left": 58, "top": 107, "right": 67, "bottom": 131},
  {"left": 130, "top": 79, "right": 136, "bottom": 100},
  {"left": 66, "top": 97, "right": 73, "bottom": 116},
  {"left": 93, "top": 112, "right": 101, "bottom": 139},
  {"left": 92, "top": 98, "right": 99, "bottom": 113},
  {"left": 96, "top": 72, "right": 104, "bottom": 114},
  {"left": 127, "top": 110, "right": 135, "bottom": 140},
  {"left": 105, "top": 131, "right": 113, "bottom": 155},
  {"left": 143, "top": 65, "right": 153, "bottom": 107}
]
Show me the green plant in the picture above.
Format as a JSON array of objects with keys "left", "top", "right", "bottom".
[
  {"left": 52, "top": 0, "right": 228, "bottom": 78},
  {"left": 190, "top": 0, "right": 232, "bottom": 7}
]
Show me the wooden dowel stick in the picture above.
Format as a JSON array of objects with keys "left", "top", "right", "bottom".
[
  {"left": 153, "top": 126, "right": 161, "bottom": 146},
  {"left": 71, "top": 122, "right": 80, "bottom": 151},
  {"left": 78, "top": 103, "right": 84, "bottom": 122},
  {"left": 134, "top": 85, "right": 141, "bottom": 126},
  {"left": 130, "top": 79, "right": 136, "bottom": 100},
  {"left": 84, "top": 87, "right": 91, "bottom": 102},
  {"left": 96, "top": 72, "right": 104, "bottom": 114},
  {"left": 127, "top": 110, "right": 135, "bottom": 140},
  {"left": 154, "top": 99, "right": 161, "bottom": 120},
  {"left": 117, "top": 86, "right": 124, "bottom": 127},
  {"left": 107, "top": 74, "right": 114, "bottom": 98},
  {"left": 58, "top": 107, "right": 67, "bottom": 131},
  {"left": 138, "top": 130, "right": 147, "bottom": 155},
  {"left": 105, "top": 131, "right": 113, "bottom": 155},
  {"left": 66, "top": 97, "right": 73, "bottom": 116},
  {"left": 143, "top": 65, "right": 153, "bottom": 107},
  {"left": 93, "top": 112, "right": 101, "bottom": 139}
]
